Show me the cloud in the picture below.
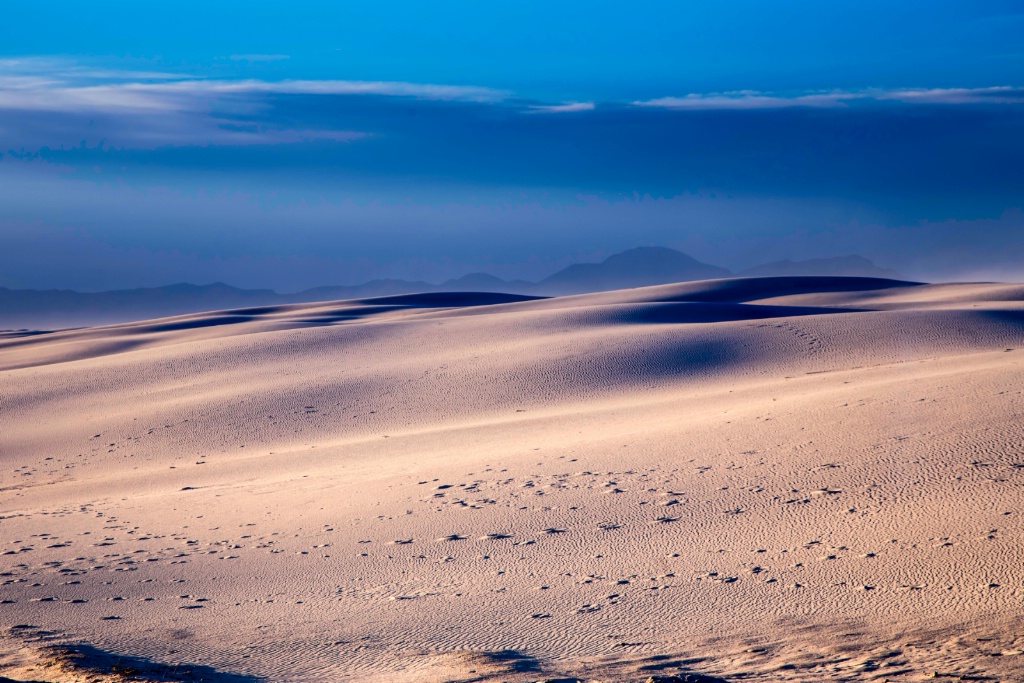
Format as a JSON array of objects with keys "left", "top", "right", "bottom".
[
  {"left": 3, "top": 57, "right": 1021, "bottom": 124},
  {"left": 0, "top": 61, "right": 510, "bottom": 147},
  {"left": 0, "top": 79, "right": 509, "bottom": 113},
  {"left": 0, "top": 63, "right": 512, "bottom": 116},
  {"left": 634, "top": 87, "right": 1024, "bottom": 110},
  {"left": 0, "top": 56, "right": 186, "bottom": 82},
  {"left": 635, "top": 91, "right": 853, "bottom": 110},
  {"left": 205, "top": 79, "right": 509, "bottom": 102},
  {"left": 528, "top": 101, "right": 596, "bottom": 114},
  {"left": 2, "top": 57, "right": 1023, "bottom": 156},
  {"left": 878, "top": 86, "right": 1024, "bottom": 104}
]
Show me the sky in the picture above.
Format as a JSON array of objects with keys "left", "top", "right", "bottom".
[{"left": 2, "top": 1, "right": 1023, "bottom": 291}]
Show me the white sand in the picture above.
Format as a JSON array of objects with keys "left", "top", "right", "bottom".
[{"left": 3, "top": 277, "right": 1024, "bottom": 682}]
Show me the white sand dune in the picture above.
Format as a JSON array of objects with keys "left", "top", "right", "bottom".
[{"left": 3, "top": 276, "right": 1024, "bottom": 682}]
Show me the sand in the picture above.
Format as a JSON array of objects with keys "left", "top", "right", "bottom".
[{"left": 2, "top": 276, "right": 1024, "bottom": 682}]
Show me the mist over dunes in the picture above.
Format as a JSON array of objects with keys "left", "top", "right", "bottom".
[{"left": 0, "top": 248, "right": 902, "bottom": 330}]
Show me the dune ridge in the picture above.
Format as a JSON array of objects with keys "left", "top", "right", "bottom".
[
  {"left": 2, "top": 276, "right": 1024, "bottom": 682},
  {"left": 0, "top": 249, "right": 903, "bottom": 331}
]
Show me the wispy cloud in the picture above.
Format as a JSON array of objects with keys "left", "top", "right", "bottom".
[
  {"left": 2, "top": 57, "right": 1023, "bottom": 152},
  {"left": 0, "top": 61, "right": 384, "bottom": 148},
  {"left": 0, "top": 61, "right": 512, "bottom": 147},
  {"left": 634, "top": 87, "right": 1024, "bottom": 110},
  {"left": 635, "top": 91, "right": 853, "bottom": 110},
  {"left": 0, "top": 56, "right": 186, "bottom": 82},
  {"left": 878, "top": 86, "right": 1024, "bottom": 104},
  {"left": 4, "top": 57, "right": 1022, "bottom": 120},
  {"left": 208, "top": 79, "right": 510, "bottom": 102},
  {"left": 528, "top": 101, "right": 596, "bottom": 114},
  {"left": 0, "top": 56, "right": 512, "bottom": 116},
  {"left": 0, "top": 78, "right": 511, "bottom": 114}
]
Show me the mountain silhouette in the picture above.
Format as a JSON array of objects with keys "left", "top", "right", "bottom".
[
  {"left": 738, "top": 255, "right": 902, "bottom": 279},
  {"left": 0, "top": 248, "right": 901, "bottom": 330},
  {"left": 537, "top": 246, "right": 731, "bottom": 294}
]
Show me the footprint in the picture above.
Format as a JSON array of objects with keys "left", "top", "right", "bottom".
[{"left": 811, "top": 488, "right": 842, "bottom": 497}]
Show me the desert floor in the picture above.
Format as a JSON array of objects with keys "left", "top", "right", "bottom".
[{"left": 3, "top": 277, "right": 1024, "bottom": 682}]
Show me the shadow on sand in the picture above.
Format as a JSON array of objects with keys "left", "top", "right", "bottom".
[
  {"left": 456, "top": 649, "right": 734, "bottom": 683},
  {"left": 39, "top": 642, "right": 262, "bottom": 683},
  {"left": 586, "top": 302, "right": 865, "bottom": 325}
]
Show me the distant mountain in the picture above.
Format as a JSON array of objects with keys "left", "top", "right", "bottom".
[
  {"left": 0, "top": 248, "right": 905, "bottom": 330},
  {"left": 536, "top": 247, "right": 731, "bottom": 295},
  {"left": 738, "top": 255, "right": 901, "bottom": 279}
]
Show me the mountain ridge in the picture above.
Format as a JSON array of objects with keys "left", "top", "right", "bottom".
[{"left": 0, "top": 248, "right": 902, "bottom": 330}]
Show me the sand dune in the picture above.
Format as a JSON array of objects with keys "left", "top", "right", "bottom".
[
  {"left": 0, "top": 250, "right": 902, "bottom": 332},
  {"left": 3, "top": 277, "right": 1024, "bottom": 682}
]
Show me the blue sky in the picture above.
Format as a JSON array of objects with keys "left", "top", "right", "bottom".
[{"left": 2, "top": 1, "right": 1023, "bottom": 290}]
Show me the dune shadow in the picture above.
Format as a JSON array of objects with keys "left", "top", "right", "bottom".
[
  {"left": 135, "top": 315, "right": 258, "bottom": 333},
  {"left": 131, "top": 293, "right": 546, "bottom": 332},
  {"left": 978, "top": 310, "right": 1024, "bottom": 327},
  {"left": 0, "top": 329, "right": 54, "bottom": 339},
  {"left": 653, "top": 276, "right": 921, "bottom": 304},
  {"left": 291, "top": 305, "right": 410, "bottom": 325},
  {"left": 578, "top": 336, "right": 746, "bottom": 388},
  {"left": 472, "top": 648, "right": 542, "bottom": 673},
  {"left": 584, "top": 302, "right": 864, "bottom": 325},
  {"left": 43, "top": 643, "right": 262, "bottom": 682},
  {"left": 218, "top": 305, "right": 294, "bottom": 316},
  {"left": 359, "top": 291, "right": 546, "bottom": 307}
]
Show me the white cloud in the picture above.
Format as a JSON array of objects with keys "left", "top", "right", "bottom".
[
  {"left": 0, "top": 56, "right": 186, "bottom": 82},
  {"left": 635, "top": 90, "right": 857, "bottom": 110},
  {"left": 0, "top": 64, "right": 380, "bottom": 148},
  {"left": 878, "top": 86, "right": 1024, "bottom": 104},
  {"left": 0, "top": 59, "right": 515, "bottom": 149},
  {"left": 634, "top": 87, "right": 1024, "bottom": 110},
  {"left": 2, "top": 57, "right": 1021, "bottom": 150},
  {"left": 205, "top": 79, "right": 510, "bottom": 102},
  {"left": 0, "top": 67, "right": 512, "bottom": 116},
  {"left": 528, "top": 101, "right": 596, "bottom": 113}
]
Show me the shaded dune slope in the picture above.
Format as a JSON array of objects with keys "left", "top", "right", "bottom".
[{"left": 0, "top": 277, "right": 915, "bottom": 368}]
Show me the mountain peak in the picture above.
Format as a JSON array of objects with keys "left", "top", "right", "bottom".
[{"left": 538, "top": 246, "right": 731, "bottom": 294}]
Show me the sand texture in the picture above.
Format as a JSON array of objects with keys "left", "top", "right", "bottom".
[{"left": 3, "top": 276, "right": 1024, "bottom": 682}]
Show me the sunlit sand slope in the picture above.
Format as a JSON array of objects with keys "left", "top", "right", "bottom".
[{"left": 3, "top": 277, "right": 1024, "bottom": 682}]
